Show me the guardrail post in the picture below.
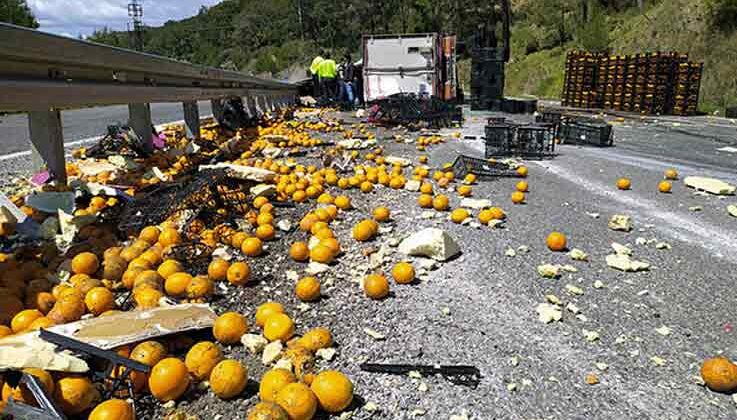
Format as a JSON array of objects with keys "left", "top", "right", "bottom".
[
  {"left": 128, "top": 103, "right": 153, "bottom": 152},
  {"left": 182, "top": 101, "right": 200, "bottom": 139},
  {"left": 28, "top": 109, "right": 67, "bottom": 185},
  {"left": 211, "top": 99, "right": 224, "bottom": 121},
  {"left": 245, "top": 97, "right": 257, "bottom": 118}
]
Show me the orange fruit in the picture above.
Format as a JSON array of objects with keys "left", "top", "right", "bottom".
[
  {"left": 27, "top": 316, "right": 54, "bottom": 331},
  {"left": 432, "top": 195, "right": 449, "bottom": 211},
  {"left": 295, "top": 277, "right": 321, "bottom": 302},
  {"left": 363, "top": 274, "right": 389, "bottom": 300},
  {"left": 457, "top": 185, "right": 472, "bottom": 197},
  {"left": 149, "top": 358, "right": 190, "bottom": 401},
  {"left": 84, "top": 287, "right": 115, "bottom": 316},
  {"left": 247, "top": 402, "right": 289, "bottom": 420},
  {"left": 658, "top": 181, "right": 672, "bottom": 193},
  {"left": 186, "top": 276, "right": 213, "bottom": 299},
  {"left": 0, "top": 325, "right": 12, "bottom": 338},
  {"left": 255, "top": 302, "right": 285, "bottom": 328},
  {"left": 71, "top": 252, "right": 99, "bottom": 275},
  {"left": 463, "top": 174, "right": 477, "bottom": 184},
  {"left": 241, "top": 237, "right": 263, "bottom": 257},
  {"left": 275, "top": 383, "right": 318, "bottom": 420},
  {"left": 373, "top": 207, "right": 391, "bottom": 222},
  {"left": 259, "top": 368, "right": 296, "bottom": 402},
  {"left": 310, "top": 370, "right": 354, "bottom": 413},
  {"left": 158, "top": 228, "right": 182, "bottom": 247},
  {"left": 213, "top": 312, "right": 248, "bottom": 345},
  {"left": 546, "top": 232, "right": 568, "bottom": 252},
  {"left": 256, "top": 224, "right": 276, "bottom": 241},
  {"left": 185, "top": 341, "right": 223, "bottom": 381},
  {"left": 391, "top": 262, "right": 415, "bottom": 284},
  {"left": 290, "top": 242, "right": 310, "bottom": 262},
  {"left": 257, "top": 213, "right": 274, "bottom": 226},
  {"left": 231, "top": 232, "right": 249, "bottom": 249},
  {"left": 450, "top": 208, "right": 469, "bottom": 223},
  {"left": 334, "top": 196, "right": 352, "bottom": 210},
  {"left": 130, "top": 341, "right": 167, "bottom": 367},
  {"left": 139, "top": 226, "right": 161, "bottom": 244},
  {"left": 320, "top": 238, "right": 341, "bottom": 256},
  {"left": 616, "top": 177, "right": 631, "bottom": 190},
  {"left": 310, "top": 245, "right": 334, "bottom": 264},
  {"left": 352, "top": 220, "right": 376, "bottom": 242},
  {"left": 254, "top": 196, "right": 269, "bottom": 209},
  {"left": 516, "top": 181, "right": 529, "bottom": 192},
  {"left": 313, "top": 226, "right": 334, "bottom": 240},
  {"left": 164, "top": 272, "right": 193, "bottom": 297},
  {"left": 54, "top": 375, "right": 99, "bottom": 415},
  {"left": 227, "top": 262, "right": 251, "bottom": 286},
  {"left": 89, "top": 398, "right": 135, "bottom": 420},
  {"left": 511, "top": 191, "right": 525, "bottom": 204},
  {"left": 516, "top": 166, "right": 529, "bottom": 177},
  {"left": 11, "top": 309, "right": 43, "bottom": 333},
  {"left": 297, "top": 328, "right": 333, "bottom": 352},
  {"left": 664, "top": 169, "right": 679, "bottom": 180},
  {"left": 210, "top": 359, "right": 248, "bottom": 399},
  {"left": 300, "top": 214, "right": 319, "bottom": 232},
  {"left": 208, "top": 259, "right": 230, "bottom": 281},
  {"left": 264, "top": 313, "right": 295, "bottom": 342},
  {"left": 418, "top": 194, "right": 433, "bottom": 208},
  {"left": 132, "top": 288, "right": 162, "bottom": 309},
  {"left": 2, "top": 368, "right": 54, "bottom": 404},
  {"left": 701, "top": 357, "right": 737, "bottom": 393},
  {"left": 49, "top": 294, "right": 86, "bottom": 323}
]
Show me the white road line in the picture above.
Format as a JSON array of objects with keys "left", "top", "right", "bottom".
[
  {"left": 536, "top": 160, "right": 737, "bottom": 262},
  {"left": 0, "top": 115, "right": 212, "bottom": 162}
]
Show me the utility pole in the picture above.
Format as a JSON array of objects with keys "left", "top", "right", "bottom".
[{"left": 128, "top": 0, "right": 144, "bottom": 51}]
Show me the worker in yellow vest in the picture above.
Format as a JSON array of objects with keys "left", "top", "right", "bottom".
[
  {"left": 318, "top": 53, "right": 338, "bottom": 101},
  {"left": 310, "top": 55, "right": 323, "bottom": 97}
]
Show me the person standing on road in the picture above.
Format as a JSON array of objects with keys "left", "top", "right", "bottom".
[
  {"left": 310, "top": 54, "right": 324, "bottom": 98},
  {"left": 318, "top": 53, "right": 337, "bottom": 101},
  {"left": 338, "top": 54, "right": 356, "bottom": 110}
]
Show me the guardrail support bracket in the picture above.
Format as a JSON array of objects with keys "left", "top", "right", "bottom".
[
  {"left": 28, "top": 109, "right": 67, "bottom": 185},
  {"left": 211, "top": 99, "right": 224, "bottom": 121},
  {"left": 128, "top": 103, "right": 153, "bottom": 152},
  {"left": 183, "top": 101, "right": 200, "bottom": 139}
]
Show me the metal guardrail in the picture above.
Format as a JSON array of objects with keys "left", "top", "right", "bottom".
[
  {"left": 0, "top": 23, "right": 297, "bottom": 183},
  {"left": 0, "top": 22, "right": 294, "bottom": 111}
]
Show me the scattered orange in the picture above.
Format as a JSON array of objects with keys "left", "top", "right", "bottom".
[
  {"left": 54, "top": 375, "right": 99, "bottom": 415},
  {"left": 210, "top": 359, "right": 248, "bottom": 399},
  {"left": 457, "top": 185, "right": 472, "bottom": 197},
  {"left": 241, "top": 237, "right": 263, "bottom": 257},
  {"left": 334, "top": 196, "right": 352, "bottom": 210},
  {"left": 227, "top": 262, "right": 251, "bottom": 286},
  {"left": 658, "top": 181, "right": 672, "bottom": 193},
  {"left": 139, "top": 226, "right": 161, "bottom": 244},
  {"left": 84, "top": 287, "right": 115, "bottom": 316},
  {"left": 256, "top": 224, "right": 276, "bottom": 241},
  {"left": 546, "top": 232, "right": 568, "bottom": 252},
  {"left": 516, "top": 181, "right": 529, "bottom": 192},
  {"left": 71, "top": 252, "right": 99, "bottom": 275},
  {"left": 432, "top": 195, "right": 449, "bottom": 211},
  {"left": 11, "top": 309, "right": 43, "bottom": 333},
  {"left": 450, "top": 208, "right": 469, "bottom": 224},
  {"left": 373, "top": 207, "right": 391, "bottom": 222},
  {"left": 516, "top": 166, "right": 529, "bottom": 177},
  {"left": 295, "top": 277, "right": 321, "bottom": 302},
  {"left": 259, "top": 368, "right": 296, "bottom": 402},
  {"left": 310, "top": 370, "right": 354, "bottom": 413},
  {"left": 616, "top": 177, "right": 631, "bottom": 190},
  {"left": 257, "top": 213, "right": 274, "bottom": 226},
  {"left": 701, "top": 357, "right": 737, "bottom": 393},
  {"left": 208, "top": 259, "right": 231, "bottom": 281},
  {"left": 511, "top": 191, "right": 526, "bottom": 204},
  {"left": 255, "top": 302, "right": 285, "bottom": 327},
  {"left": 418, "top": 194, "right": 433, "bottom": 208},
  {"left": 165, "top": 272, "right": 193, "bottom": 296},
  {"left": 290, "top": 242, "right": 309, "bottom": 262},
  {"left": 248, "top": 402, "right": 289, "bottom": 420},
  {"left": 310, "top": 244, "right": 334, "bottom": 264},
  {"left": 665, "top": 168, "right": 679, "bottom": 180},
  {"left": 275, "top": 383, "right": 318, "bottom": 420},
  {"left": 149, "top": 358, "right": 190, "bottom": 401},
  {"left": 213, "top": 312, "right": 248, "bottom": 345},
  {"left": 297, "top": 328, "right": 333, "bottom": 352},
  {"left": 263, "top": 313, "right": 295, "bottom": 342},
  {"left": 132, "top": 288, "right": 162, "bottom": 309},
  {"left": 2, "top": 368, "right": 54, "bottom": 404},
  {"left": 363, "top": 274, "right": 389, "bottom": 300},
  {"left": 391, "top": 262, "right": 415, "bottom": 284},
  {"left": 89, "top": 398, "right": 135, "bottom": 420},
  {"left": 158, "top": 228, "right": 182, "bottom": 247},
  {"left": 185, "top": 341, "right": 223, "bottom": 381},
  {"left": 130, "top": 341, "right": 167, "bottom": 367},
  {"left": 352, "top": 220, "right": 375, "bottom": 242}
]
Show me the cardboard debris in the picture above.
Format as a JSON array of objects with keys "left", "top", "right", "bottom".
[
  {"left": 536, "top": 303, "right": 562, "bottom": 323},
  {"left": 461, "top": 198, "right": 492, "bottom": 210},
  {"left": 77, "top": 159, "right": 119, "bottom": 177},
  {"left": 262, "top": 340, "right": 283, "bottom": 365},
  {"left": 58, "top": 209, "right": 97, "bottom": 243},
  {"left": 569, "top": 248, "right": 589, "bottom": 261},
  {"left": 605, "top": 254, "right": 650, "bottom": 272},
  {"left": 26, "top": 192, "right": 75, "bottom": 214},
  {"left": 385, "top": 156, "right": 412, "bottom": 167},
  {"left": 337, "top": 138, "right": 377, "bottom": 150},
  {"left": 398, "top": 228, "right": 461, "bottom": 261},
  {"left": 262, "top": 147, "right": 285, "bottom": 159},
  {"left": 537, "top": 264, "right": 562, "bottom": 278},
  {"left": 0, "top": 332, "right": 88, "bottom": 372},
  {"left": 0, "top": 206, "right": 17, "bottom": 236},
  {"left": 611, "top": 242, "right": 632, "bottom": 256},
  {"left": 199, "top": 163, "right": 276, "bottom": 183},
  {"left": 251, "top": 184, "right": 276, "bottom": 198},
  {"left": 728, "top": 205, "right": 737, "bottom": 218},
  {"left": 404, "top": 180, "right": 421, "bottom": 192},
  {"left": 241, "top": 334, "right": 268, "bottom": 354},
  {"left": 684, "top": 176, "right": 736, "bottom": 195},
  {"left": 49, "top": 304, "right": 217, "bottom": 350},
  {"left": 608, "top": 215, "right": 632, "bottom": 232}
]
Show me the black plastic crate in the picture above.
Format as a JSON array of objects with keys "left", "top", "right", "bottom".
[
  {"left": 484, "top": 123, "right": 516, "bottom": 158},
  {"left": 451, "top": 155, "right": 519, "bottom": 180},
  {"left": 559, "top": 119, "right": 614, "bottom": 147},
  {"left": 514, "top": 124, "right": 556, "bottom": 158}
]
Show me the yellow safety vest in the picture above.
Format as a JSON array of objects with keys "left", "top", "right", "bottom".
[
  {"left": 318, "top": 59, "right": 337, "bottom": 79},
  {"left": 310, "top": 56, "right": 324, "bottom": 75}
]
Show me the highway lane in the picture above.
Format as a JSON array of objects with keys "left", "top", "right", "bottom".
[{"left": 0, "top": 101, "right": 214, "bottom": 156}]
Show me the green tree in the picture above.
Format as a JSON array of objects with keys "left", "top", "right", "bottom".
[{"left": 0, "top": 0, "right": 39, "bottom": 28}]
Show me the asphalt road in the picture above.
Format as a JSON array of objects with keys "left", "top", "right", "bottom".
[{"left": 0, "top": 101, "right": 213, "bottom": 156}]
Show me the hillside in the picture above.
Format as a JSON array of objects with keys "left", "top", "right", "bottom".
[{"left": 87, "top": 0, "right": 737, "bottom": 112}]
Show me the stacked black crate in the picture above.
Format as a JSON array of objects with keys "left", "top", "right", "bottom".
[{"left": 470, "top": 47, "right": 506, "bottom": 111}]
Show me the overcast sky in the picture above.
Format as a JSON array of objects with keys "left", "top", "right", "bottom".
[{"left": 27, "top": 0, "right": 223, "bottom": 38}]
